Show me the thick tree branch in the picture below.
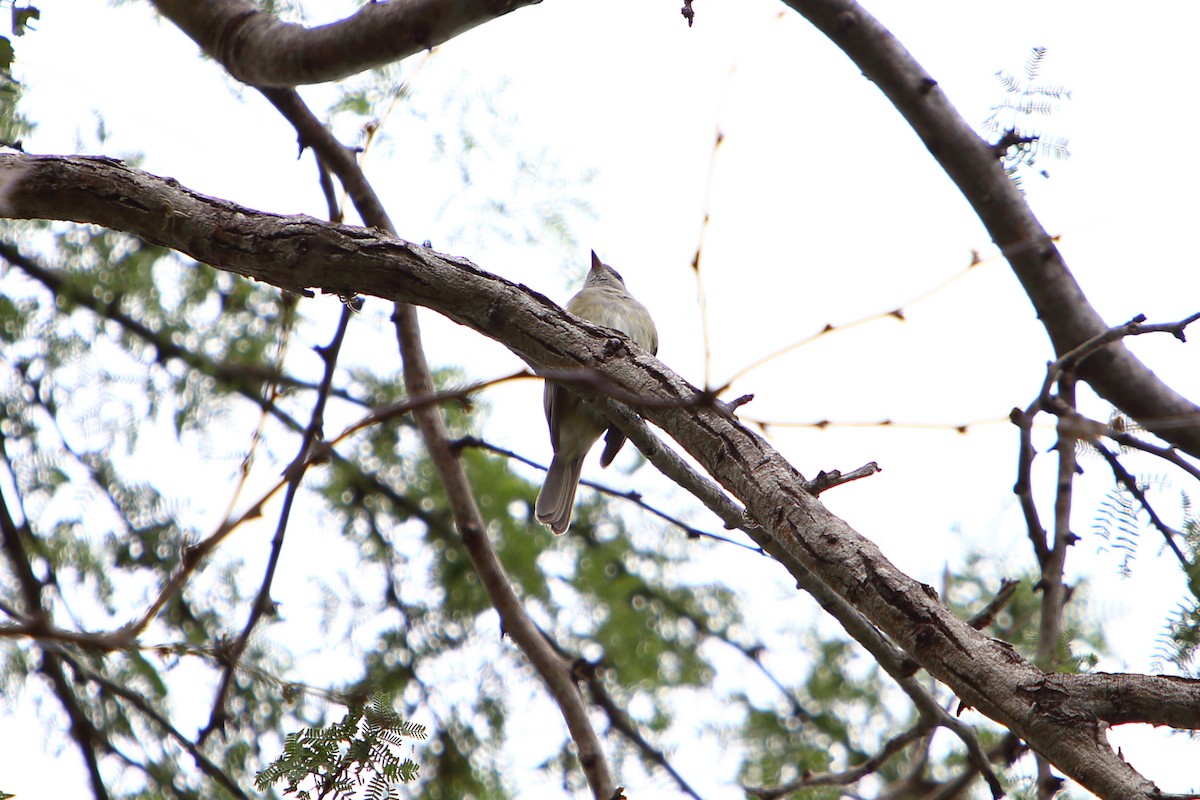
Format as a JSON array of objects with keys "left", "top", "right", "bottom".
[
  {"left": 1069, "top": 672, "right": 1200, "bottom": 729},
  {"left": 780, "top": 0, "right": 1200, "bottom": 457},
  {"left": 149, "top": 0, "right": 542, "bottom": 87},
  {"left": 5, "top": 153, "right": 1196, "bottom": 797}
]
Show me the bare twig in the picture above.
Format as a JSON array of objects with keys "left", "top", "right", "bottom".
[
  {"left": 692, "top": 127, "right": 724, "bottom": 388},
  {"left": 453, "top": 435, "right": 767, "bottom": 554},
  {"left": 718, "top": 250, "right": 989, "bottom": 394},
  {"left": 749, "top": 414, "right": 1013, "bottom": 434},
  {"left": 338, "top": 370, "right": 530, "bottom": 439},
  {"left": 1011, "top": 405, "right": 1050, "bottom": 563},
  {"left": 1089, "top": 438, "right": 1189, "bottom": 568},
  {"left": 782, "top": 0, "right": 1200, "bottom": 462},
  {"left": 1016, "top": 312, "right": 1200, "bottom": 585},
  {"left": 573, "top": 659, "right": 706, "bottom": 800},
  {"left": 803, "top": 462, "right": 881, "bottom": 495},
  {"left": 967, "top": 578, "right": 1021, "bottom": 631},
  {"left": 60, "top": 650, "right": 252, "bottom": 800},
  {"left": 1097, "top": 421, "right": 1200, "bottom": 483},
  {"left": 745, "top": 720, "right": 931, "bottom": 799},
  {"left": 200, "top": 304, "right": 355, "bottom": 743}
]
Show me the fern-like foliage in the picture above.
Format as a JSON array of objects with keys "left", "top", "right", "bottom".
[
  {"left": 255, "top": 693, "right": 427, "bottom": 800},
  {"left": 1092, "top": 484, "right": 1145, "bottom": 577},
  {"left": 982, "top": 46, "right": 1072, "bottom": 188},
  {"left": 1155, "top": 500, "right": 1200, "bottom": 675}
]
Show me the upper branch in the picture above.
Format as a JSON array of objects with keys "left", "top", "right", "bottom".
[
  {"left": 150, "top": 0, "right": 542, "bottom": 87},
  {"left": 781, "top": 0, "right": 1200, "bottom": 457}
]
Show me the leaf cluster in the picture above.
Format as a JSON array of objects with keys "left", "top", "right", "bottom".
[
  {"left": 255, "top": 693, "right": 426, "bottom": 800},
  {"left": 982, "top": 46, "right": 1072, "bottom": 188}
]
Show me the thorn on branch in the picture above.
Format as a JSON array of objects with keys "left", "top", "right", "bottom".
[
  {"left": 991, "top": 128, "right": 1039, "bottom": 157},
  {"left": 680, "top": 0, "right": 695, "bottom": 26},
  {"left": 803, "top": 462, "right": 881, "bottom": 496},
  {"left": 723, "top": 393, "right": 754, "bottom": 413}
]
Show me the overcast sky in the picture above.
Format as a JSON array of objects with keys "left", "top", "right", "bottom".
[{"left": 8, "top": 1, "right": 1200, "bottom": 796}]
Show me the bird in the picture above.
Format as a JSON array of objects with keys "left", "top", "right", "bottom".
[{"left": 535, "top": 251, "right": 658, "bottom": 534}]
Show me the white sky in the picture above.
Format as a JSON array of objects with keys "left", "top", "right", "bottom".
[{"left": 6, "top": 0, "right": 1200, "bottom": 797}]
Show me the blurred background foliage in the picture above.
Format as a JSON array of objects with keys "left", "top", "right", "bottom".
[{"left": 3, "top": 9, "right": 1184, "bottom": 800}]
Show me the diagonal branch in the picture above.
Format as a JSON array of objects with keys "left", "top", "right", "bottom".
[
  {"left": 779, "top": 0, "right": 1200, "bottom": 458},
  {"left": 746, "top": 720, "right": 931, "bottom": 799},
  {"left": 199, "top": 304, "right": 355, "bottom": 743},
  {"left": 59, "top": 651, "right": 252, "bottom": 800},
  {"left": 149, "top": 0, "right": 543, "bottom": 88}
]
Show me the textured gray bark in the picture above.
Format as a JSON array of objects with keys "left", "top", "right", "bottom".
[{"left": 4, "top": 151, "right": 1198, "bottom": 798}]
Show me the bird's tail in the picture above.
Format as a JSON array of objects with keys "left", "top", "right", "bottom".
[{"left": 535, "top": 455, "right": 585, "bottom": 534}]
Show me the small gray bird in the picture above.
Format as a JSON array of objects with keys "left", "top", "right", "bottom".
[{"left": 535, "top": 251, "right": 658, "bottom": 534}]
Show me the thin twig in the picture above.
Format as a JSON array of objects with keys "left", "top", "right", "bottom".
[
  {"left": 59, "top": 650, "right": 252, "bottom": 800},
  {"left": 453, "top": 435, "right": 767, "bottom": 554},
  {"left": 1011, "top": 404, "right": 1050, "bottom": 564},
  {"left": 803, "top": 461, "right": 882, "bottom": 495},
  {"left": 338, "top": 370, "right": 531, "bottom": 440},
  {"left": 749, "top": 414, "right": 1014, "bottom": 434},
  {"left": 746, "top": 721, "right": 932, "bottom": 799},
  {"left": 717, "top": 250, "right": 991, "bottom": 394},
  {"left": 1090, "top": 440, "right": 1189, "bottom": 568},
  {"left": 691, "top": 126, "right": 724, "bottom": 389},
  {"left": 200, "top": 139, "right": 357, "bottom": 743},
  {"left": 967, "top": 578, "right": 1021, "bottom": 630},
  {"left": 200, "top": 304, "right": 355, "bottom": 743},
  {"left": 573, "top": 659, "right": 706, "bottom": 800}
]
